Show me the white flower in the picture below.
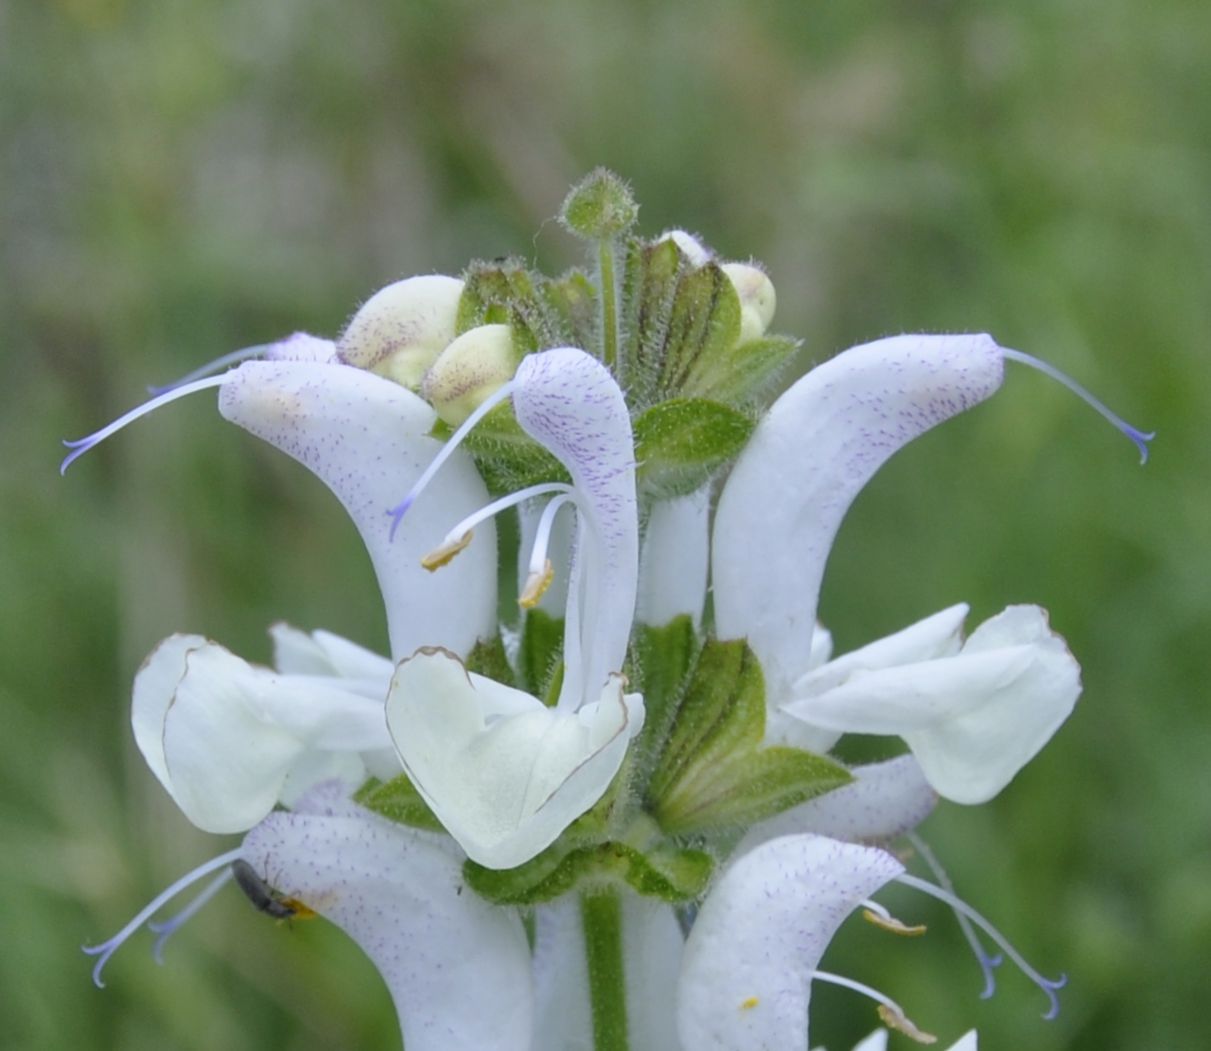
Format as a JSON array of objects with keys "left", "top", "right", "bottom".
[
  {"left": 103, "top": 339, "right": 501, "bottom": 835},
  {"left": 711, "top": 334, "right": 1083, "bottom": 803},
  {"left": 131, "top": 628, "right": 394, "bottom": 833},
  {"left": 677, "top": 835, "right": 906, "bottom": 1051},
  {"left": 385, "top": 347, "right": 645, "bottom": 869},
  {"left": 241, "top": 782, "right": 534, "bottom": 1051}
]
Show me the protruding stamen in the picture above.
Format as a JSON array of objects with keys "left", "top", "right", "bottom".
[
  {"left": 812, "top": 969, "right": 936, "bottom": 1045},
  {"left": 527, "top": 493, "right": 576, "bottom": 577},
  {"left": 519, "top": 559, "right": 555, "bottom": 608},
  {"left": 146, "top": 869, "right": 233, "bottom": 963},
  {"left": 423, "top": 482, "right": 573, "bottom": 569},
  {"left": 82, "top": 847, "right": 243, "bottom": 988},
  {"left": 862, "top": 900, "right": 927, "bottom": 937},
  {"left": 60, "top": 374, "right": 228, "bottom": 475},
  {"left": 147, "top": 345, "right": 275, "bottom": 395},
  {"left": 422, "top": 530, "right": 474, "bottom": 571},
  {"left": 1001, "top": 347, "right": 1155, "bottom": 464},
  {"left": 895, "top": 872, "right": 1068, "bottom": 1019},
  {"left": 877, "top": 1003, "right": 938, "bottom": 1045},
  {"left": 386, "top": 380, "right": 517, "bottom": 540},
  {"left": 908, "top": 832, "right": 1003, "bottom": 999}
]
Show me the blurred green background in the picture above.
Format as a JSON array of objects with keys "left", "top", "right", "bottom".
[{"left": 2, "top": 1, "right": 1208, "bottom": 1048}]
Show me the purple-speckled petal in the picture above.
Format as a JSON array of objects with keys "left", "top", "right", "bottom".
[
  {"left": 511, "top": 348, "right": 638, "bottom": 707},
  {"left": 243, "top": 806, "right": 532, "bottom": 1051},
  {"left": 677, "top": 834, "right": 904, "bottom": 1050},
  {"left": 219, "top": 359, "right": 496, "bottom": 661},
  {"left": 712, "top": 334, "right": 1005, "bottom": 704}
]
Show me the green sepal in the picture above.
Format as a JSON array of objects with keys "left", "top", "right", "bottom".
[
  {"left": 626, "top": 616, "right": 700, "bottom": 790},
  {"left": 656, "top": 746, "right": 852, "bottom": 837},
  {"left": 680, "top": 334, "right": 801, "bottom": 406},
  {"left": 455, "top": 257, "right": 565, "bottom": 356},
  {"left": 560, "top": 168, "right": 639, "bottom": 241},
  {"left": 543, "top": 268, "right": 598, "bottom": 353},
  {"left": 646, "top": 638, "right": 852, "bottom": 836},
  {"left": 465, "top": 633, "right": 514, "bottom": 687},
  {"left": 656, "top": 262, "right": 743, "bottom": 399},
  {"left": 463, "top": 839, "right": 713, "bottom": 906},
  {"left": 634, "top": 398, "right": 755, "bottom": 497},
  {"left": 620, "top": 236, "right": 685, "bottom": 407},
  {"left": 355, "top": 774, "right": 444, "bottom": 833},
  {"left": 519, "top": 608, "right": 565, "bottom": 704}
]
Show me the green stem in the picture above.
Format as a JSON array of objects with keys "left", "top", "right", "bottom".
[
  {"left": 581, "top": 887, "right": 630, "bottom": 1051},
  {"left": 598, "top": 237, "right": 620, "bottom": 377}
]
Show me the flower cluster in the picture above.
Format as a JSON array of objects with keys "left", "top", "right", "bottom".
[{"left": 67, "top": 170, "right": 1151, "bottom": 1050}]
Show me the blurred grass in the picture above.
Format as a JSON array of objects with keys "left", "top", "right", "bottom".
[{"left": 2, "top": 1, "right": 1208, "bottom": 1048}]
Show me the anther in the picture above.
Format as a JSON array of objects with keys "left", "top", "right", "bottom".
[
  {"left": 422, "top": 531, "right": 474, "bottom": 571},
  {"left": 862, "top": 900, "right": 927, "bottom": 937},
  {"left": 812, "top": 970, "right": 936, "bottom": 1045},
  {"left": 519, "top": 559, "right": 555, "bottom": 608}
]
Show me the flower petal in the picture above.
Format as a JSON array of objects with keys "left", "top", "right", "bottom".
[
  {"left": 138, "top": 638, "right": 391, "bottom": 832},
  {"left": 784, "top": 606, "right": 1081, "bottom": 803},
  {"left": 794, "top": 605, "right": 969, "bottom": 697},
  {"left": 677, "top": 834, "right": 904, "bottom": 1051},
  {"left": 637, "top": 487, "right": 711, "bottom": 627},
  {"left": 242, "top": 803, "right": 532, "bottom": 1051},
  {"left": 269, "top": 622, "right": 394, "bottom": 681},
  {"left": 385, "top": 648, "right": 643, "bottom": 868},
  {"left": 738, "top": 755, "right": 937, "bottom": 852},
  {"left": 511, "top": 348, "right": 638, "bottom": 704},
  {"left": 712, "top": 335, "right": 1004, "bottom": 702},
  {"left": 218, "top": 359, "right": 496, "bottom": 660}
]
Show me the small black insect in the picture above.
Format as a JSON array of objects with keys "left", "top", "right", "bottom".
[{"left": 231, "top": 859, "right": 313, "bottom": 920}]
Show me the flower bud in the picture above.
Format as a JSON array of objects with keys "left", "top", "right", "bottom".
[
  {"left": 659, "top": 228, "right": 712, "bottom": 267},
  {"left": 722, "top": 262, "right": 776, "bottom": 343},
  {"left": 337, "top": 275, "right": 464, "bottom": 389},
  {"left": 421, "top": 324, "right": 518, "bottom": 426},
  {"left": 559, "top": 168, "right": 639, "bottom": 240}
]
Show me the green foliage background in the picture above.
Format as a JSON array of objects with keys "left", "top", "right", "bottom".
[{"left": 2, "top": 1, "right": 1207, "bottom": 1048}]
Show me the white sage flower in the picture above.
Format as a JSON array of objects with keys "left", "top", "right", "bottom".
[
  {"left": 384, "top": 346, "right": 645, "bottom": 869},
  {"left": 712, "top": 334, "right": 1085, "bottom": 803}
]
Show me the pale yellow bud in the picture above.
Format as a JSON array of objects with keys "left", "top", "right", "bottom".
[
  {"left": 722, "top": 262, "right": 776, "bottom": 342},
  {"left": 421, "top": 324, "right": 518, "bottom": 426},
  {"left": 337, "top": 274, "right": 464, "bottom": 389}
]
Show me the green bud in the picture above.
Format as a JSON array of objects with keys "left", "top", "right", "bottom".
[
  {"left": 722, "top": 262, "right": 776, "bottom": 343},
  {"left": 560, "top": 168, "right": 639, "bottom": 240},
  {"left": 337, "top": 274, "right": 464, "bottom": 389},
  {"left": 421, "top": 323, "right": 518, "bottom": 427}
]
